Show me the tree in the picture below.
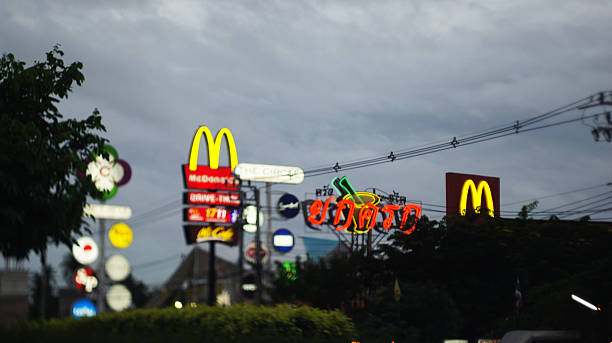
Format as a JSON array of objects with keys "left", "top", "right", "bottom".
[{"left": 0, "top": 45, "right": 107, "bottom": 260}]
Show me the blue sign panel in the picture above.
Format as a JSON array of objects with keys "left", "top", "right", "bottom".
[
  {"left": 72, "top": 299, "right": 97, "bottom": 318},
  {"left": 278, "top": 193, "right": 300, "bottom": 219},
  {"left": 272, "top": 228, "right": 295, "bottom": 253}
]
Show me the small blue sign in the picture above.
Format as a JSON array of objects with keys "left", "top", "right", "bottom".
[
  {"left": 72, "top": 299, "right": 97, "bottom": 318},
  {"left": 273, "top": 228, "right": 295, "bottom": 253},
  {"left": 278, "top": 193, "right": 300, "bottom": 219}
]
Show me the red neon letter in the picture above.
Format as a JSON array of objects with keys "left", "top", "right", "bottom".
[
  {"left": 334, "top": 199, "right": 355, "bottom": 231},
  {"left": 358, "top": 203, "right": 379, "bottom": 231},
  {"left": 307, "top": 198, "right": 336, "bottom": 225},
  {"left": 380, "top": 204, "right": 401, "bottom": 230},
  {"left": 400, "top": 204, "right": 422, "bottom": 235}
]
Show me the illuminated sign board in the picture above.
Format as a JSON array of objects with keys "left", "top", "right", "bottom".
[
  {"left": 72, "top": 299, "right": 97, "bottom": 318},
  {"left": 182, "top": 126, "right": 239, "bottom": 190},
  {"left": 182, "top": 165, "right": 239, "bottom": 191},
  {"left": 106, "top": 284, "right": 132, "bottom": 312},
  {"left": 445, "top": 172, "right": 500, "bottom": 217},
  {"left": 73, "top": 267, "right": 98, "bottom": 293},
  {"left": 83, "top": 204, "right": 132, "bottom": 220},
  {"left": 245, "top": 241, "right": 269, "bottom": 264},
  {"left": 277, "top": 193, "right": 300, "bottom": 219},
  {"left": 108, "top": 222, "right": 133, "bottom": 249},
  {"left": 105, "top": 254, "right": 131, "bottom": 282},
  {"left": 85, "top": 144, "right": 131, "bottom": 200},
  {"left": 183, "top": 225, "right": 238, "bottom": 246},
  {"left": 72, "top": 236, "right": 99, "bottom": 265},
  {"left": 234, "top": 163, "right": 304, "bottom": 184},
  {"left": 183, "top": 207, "right": 239, "bottom": 223},
  {"left": 183, "top": 191, "right": 240, "bottom": 206},
  {"left": 272, "top": 228, "right": 295, "bottom": 253},
  {"left": 306, "top": 176, "right": 422, "bottom": 235}
]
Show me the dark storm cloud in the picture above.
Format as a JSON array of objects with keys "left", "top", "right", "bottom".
[{"left": 1, "top": 0, "right": 610, "bottom": 286}]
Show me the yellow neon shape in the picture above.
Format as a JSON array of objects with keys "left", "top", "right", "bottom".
[
  {"left": 459, "top": 179, "right": 495, "bottom": 217},
  {"left": 189, "top": 126, "right": 238, "bottom": 171}
]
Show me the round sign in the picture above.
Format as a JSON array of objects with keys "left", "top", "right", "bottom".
[
  {"left": 72, "top": 299, "right": 97, "bottom": 318},
  {"left": 73, "top": 267, "right": 98, "bottom": 293},
  {"left": 245, "top": 241, "right": 269, "bottom": 264},
  {"left": 243, "top": 205, "right": 264, "bottom": 233},
  {"left": 108, "top": 222, "right": 133, "bottom": 249},
  {"left": 105, "top": 254, "right": 131, "bottom": 281},
  {"left": 106, "top": 284, "right": 132, "bottom": 312},
  {"left": 272, "top": 228, "right": 295, "bottom": 253},
  {"left": 72, "top": 236, "right": 99, "bottom": 265},
  {"left": 277, "top": 193, "right": 300, "bottom": 219}
]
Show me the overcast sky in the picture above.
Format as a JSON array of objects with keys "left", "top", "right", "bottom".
[{"left": 1, "top": 0, "right": 611, "bottom": 289}]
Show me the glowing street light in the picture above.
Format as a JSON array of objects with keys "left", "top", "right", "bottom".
[
  {"left": 174, "top": 301, "right": 183, "bottom": 309},
  {"left": 571, "top": 294, "right": 601, "bottom": 311}
]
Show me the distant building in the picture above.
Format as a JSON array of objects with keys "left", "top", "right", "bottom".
[
  {"left": 147, "top": 246, "right": 239, "bottom": 308},
  {"left": 0, "top": 269, "right": 29, "bottom": 323}
]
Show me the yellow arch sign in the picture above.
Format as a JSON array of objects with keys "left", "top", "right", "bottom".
[
  {"left": 188, "top": 126, "right": 238, "bottom": 171},
  {"left": 459, "top": 179, "right": 495, "bottom": 217}
]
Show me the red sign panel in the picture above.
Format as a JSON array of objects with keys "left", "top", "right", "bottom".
[
  {"left": 182, "top": 165, "right": 238, "bottom": 191},
  {"left": 446, "top": 172, "right": 500, "bottom": 217},
  {"left": 183, "top": 191, "right": 240, "bottom": 206},
  {"left": 183, "top": 207, "right": 239, "bottom": 223}
]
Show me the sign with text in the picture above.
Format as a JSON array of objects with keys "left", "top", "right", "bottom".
[
  {"left": 446, "top": 172, "right": 500, "bottom": 217},
  {"left": 234, "top": 163, "right": 304, "bottom": 184},
  {"left": 183, "top": 207, "right": 239, "bottom": 223},
  {"left": 183, "top": 225, "right": 238, "bottom": 246},
  {"left": 183, "top": 191, "right": 240, "bottom": 206},
  {"left": 182, "top": 165, "right": 238, "bottom": 191}
]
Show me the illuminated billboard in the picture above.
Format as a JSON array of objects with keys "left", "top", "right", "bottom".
[
  {"left": 183, "top": 191, "right": 240, "bottom": 206},
  {"left": 183, "top": 225, "right": 238, "bottom": 246},
  {"left": 446, "top": 172, "right": 500, "bottom": 217},
  {"left": 183, "top": 207, "right": 239, "bottom": 223}
]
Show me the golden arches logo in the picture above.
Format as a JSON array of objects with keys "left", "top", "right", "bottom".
[
  {"left": 459, "top": 179, "right": 495, "bottom": 217},
  {"left": 189, "top": 126, "right": 237, "bottom": 171}
]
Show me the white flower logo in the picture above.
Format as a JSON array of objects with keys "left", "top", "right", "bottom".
[{"left": 85, "top": 145, "right": 131, "bottom": 200}]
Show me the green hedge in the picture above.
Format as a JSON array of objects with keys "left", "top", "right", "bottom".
[{"left": 1, "top": 305, "right": 358, "bottom": 343}]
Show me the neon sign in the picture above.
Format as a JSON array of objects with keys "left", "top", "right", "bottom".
[{"left": 307, "top": 177, "right": 422, "bottom": 235}]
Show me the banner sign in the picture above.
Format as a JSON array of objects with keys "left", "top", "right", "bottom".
[
  {"left": 446, "top": 172, "right": 500, "bottom": 217},
  {"left": 182, "top": 165, "right": 238, "bottom": 190},
  {"left": 234, "top": 163, "right": 304, "bottom": 184},
  {"left": 183, "top": 191, "right": 240, "bottom": 206},
  {"left": 183, "top": 225, "right": 238, "bottom": 246},
  {"left": 183, "top": 207, "right": 239, "bottom": 223}
]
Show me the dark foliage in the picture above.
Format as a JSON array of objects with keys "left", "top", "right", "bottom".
[{"left": 0, "top": 45, "right": 107, "bottom": 259}]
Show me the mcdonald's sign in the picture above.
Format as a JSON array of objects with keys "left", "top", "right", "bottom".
[
  {"left": 182, "top": 126, "right": 239, "bottom": 191},
  {"left": 183, "top": 225, "right": 238, "bottom": 246},
  {"left": 446, "top": 172, "right": 500, "bottom": 217}
]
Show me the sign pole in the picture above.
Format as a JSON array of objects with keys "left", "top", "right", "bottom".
[
  {"left": 97, "top": 216, "right": 106, "bottom": 313},
  {"left": 265, "top": 183, "right": 272, "bottom": 281},
  {"left": 208, "top": 241, "right": 216, "bottom": 306},
  {"left": 254, "top": 187, "right": 262, "bottom": 305},
  {"left": 237, "top": 182, "right": 244, "bottom": 303}
]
